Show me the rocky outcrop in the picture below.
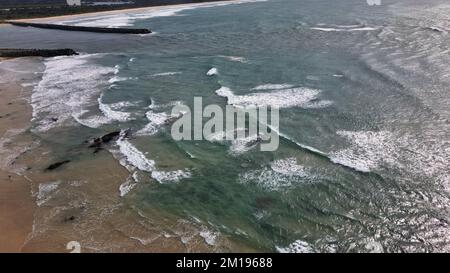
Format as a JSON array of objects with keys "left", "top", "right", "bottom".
[
  {"left": 46, "top": 160, "right": 71, "bottom": 171},
  {"left": 86, "top": 131, "right": 121, "bottom": 153},
  {"left": 8, "top": 21, "right": 151, "bottom": 34}
]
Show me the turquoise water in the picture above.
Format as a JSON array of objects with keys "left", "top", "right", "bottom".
[{"left": 1, "top": 0, "right": 450, "bottom": 252}]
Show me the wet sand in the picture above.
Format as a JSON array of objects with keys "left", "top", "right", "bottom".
[{"left": 0, "top": 58, "right": 35, "bottom": 252}]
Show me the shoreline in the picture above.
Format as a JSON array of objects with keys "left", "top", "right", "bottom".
[
  {"left": 9, "top": 1, "right": 236, "bottom": 24},
  {"left": 0, "top": 1, "right": 236, "bottom": 251},
  {"left": 0, "top": 58, "right": 36, "bottom": 252},
  {"left": 0, "top": 58, "right": 221, "bottom": 252},
  {"left": 0, "top": 1, "right": 259, "bottom": 252}
]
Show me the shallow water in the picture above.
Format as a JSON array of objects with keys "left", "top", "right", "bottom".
[{"left": 1, "top": 0, "right": 450, "bottom": 252}]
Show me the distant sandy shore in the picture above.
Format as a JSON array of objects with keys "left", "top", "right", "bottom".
[{"left": 10, "top": 1, "right": 234, "bottom": 24}]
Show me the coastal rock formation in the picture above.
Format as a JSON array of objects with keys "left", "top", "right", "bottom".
[
  {"left": 46, "top": 160, "right": 71, "bottom": 171},
  {"left": 87, "top": 130, "right": 122, "bottom": 153}
]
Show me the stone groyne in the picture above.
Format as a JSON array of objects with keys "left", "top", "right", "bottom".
[
  {"left": 8, "top": 21, "right": 152, "bottom": 34},
  {"left": 0, "top": 48, "right": 78, "bottom": 58}
]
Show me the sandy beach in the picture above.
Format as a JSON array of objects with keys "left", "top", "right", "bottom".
[
  {"left": 0, "top": 58, "right": 35, "bottom": 252},
  {"left": 10, "top": 1, "right": 235, "bottom": 24}
]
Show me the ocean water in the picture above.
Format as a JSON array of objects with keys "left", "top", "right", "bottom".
[{"left": 1, "top": 0, "right": 450, "bottom": 252}]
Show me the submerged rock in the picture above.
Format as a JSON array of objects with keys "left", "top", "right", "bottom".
[
  {"left": 88, "top": 131, "right": 121, "bottom": 148},
  {"left": 46, "top": 160, "right": 71, "bottom": 171},
  {"left": 87, "top": 130, "right": 122, "bottom": 154},
  {"left": 63, "top": 215, "right": 76, "bottom": 223}
]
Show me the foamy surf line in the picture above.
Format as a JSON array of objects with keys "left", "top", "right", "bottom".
[
  {"left": 112, "top": 130, "right": 192, "bottom": 196},
  {"left": 47, "top": 0, "right": 268, "bottom": 28},
  {"left": 31, "top": 53, "right": 117, "bottom": 132},
  {"left": 311, "top": 24, "right": 377, "bottom": 32},
  {"left": 212, "top": 84, "right": 378, "bottom": 175},
  {"left": 215, "top": 85, "right": 332, "bottom": 109},
  {"left": 265, "top": 124, "right": 383, "bottom": 177},
  {"left": 239, "top": 157, "right": 310, "bottom": 191}
]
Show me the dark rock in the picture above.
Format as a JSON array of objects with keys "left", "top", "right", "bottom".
[
  {"left": 87, "top": 131, "right": 121, "bottom": 154},
  {"left": 164, "top": 113, "right": 184, "bottom": 125},
  {"left": 121, "top": 129, "right": 132, "bottom": 139},
  {"left": 100, "top": 131, "right": 121, "bottom": 144},
  {"left": 245, "top": 136, "right": 263, "bottom": 148},
  {"left": 88, "top": 131, "right": 121, "bottom": 148},
  {"left": 46, "top": 160, "right": 71, "bottom": 171},
  {"left": 63, "top": 215, "right": 76, "bottom": 223}
]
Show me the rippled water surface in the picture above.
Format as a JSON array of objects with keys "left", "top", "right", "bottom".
[{"left": 1, "top": 0, "right": 449, "bottom": 252}]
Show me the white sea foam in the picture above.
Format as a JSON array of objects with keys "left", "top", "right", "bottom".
[
  {"left": 119, "top": 177, "right": 137, "bottom": 197},
  {"left": 329, "top": 130, "right": 450, "bottom": 181},
  {"left": 206, "top": 67, "right": 218, "bottom": 76},
  {"left": 36, "top": 181, "right": 60, "bottom": 206},
  {"left": 229, "top": 135, "right": 260, "bottom": 155},
  {"left": 113, "top": 64, "right": 120, "bottom": 74},
  {"left": 215, "top": 86, "right": 330, "bottom": 109},
  {"left": 364, "top": 238, "right": 384, "bottom": 253},
  {"left": 151, "top": 169, "right": 192, "bottom": 183},
  {"left": 31, "top": 54, "right": 115, "bottom": 132},
  {"left": 136, "top": 108, "right": 183, "bottom": 136},
  {"left": 251, "top": 84, "right": 294, "bottom": 90},
  {"left": 151, "top": 71, "right": 182, "bottom": 77},
  {"left": 0, "top": 128, "right": 35, "bottom": 175},
  {"left": 270, "top": 157, "right": 307, "bottom": 176},
  {"left": 276, "top": 240, "right": 314, "bottom": 253},
  {"left": 311, "top": 25, "right": 377, "bottom": 32},
  {"left": 218, "top": 55, "right": 249, "bottom": 63},
  {"left": 115, "top": 131, "right": 192, "bottom": 184},
  {"left": 330, "top": 131, "right": 396, "bottom": 173},
  {"left": 239, "top": 158, "right": 308, "bottom": 191},
  {"left": 108, "top": 101, "right": 136, "bottom": 109},
  {"left": 199, "top": 229, "right": 219, "bottom": 246},
  {"left": 98, "top": 95, "right": 133, "bottom": 122},
  {"left": 148, "top": 100, "right": 183, "bottom": 110},
  {"left": 117, "top": 136, "right": 156, "bottom": 172},
  {"left": 72, "top": 111, "right": 110, "bottom": 128},
  {"left": 206, "top": 128, "right": 260, "bottom": 155},
  {"left": 108, "top": 76, "right": 129, "bottom": 84}
]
